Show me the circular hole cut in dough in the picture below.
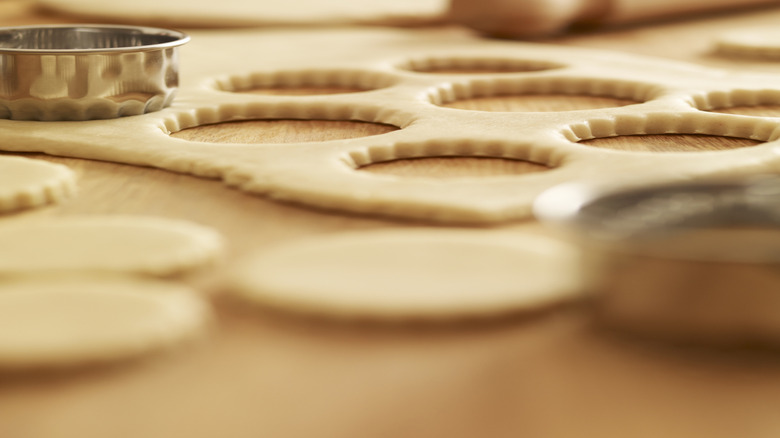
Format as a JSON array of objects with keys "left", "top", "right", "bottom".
[
  {"left": 227, "top": 229, "right": 582, "bottom": 320},
  {"left": 429, "top": 77, "right": 652, "bottom": 111},
  {"left": 442, "top": 94, "right": 639, "bottom": 112},
  {"left": 0, "top": 216, "right": 223, "bottom": 277},
  {"left": 710, "top": 105, "right": 780, "bottom": 117},
  {"left": 214, "top": 70, "right": 399, "bottom": 96},
  {"left": 581, "top": 134, "right": 761, "bottom": 153},
  {"left": 170, "top": 119, "right": 399, "bottom": 144},
  {"left": 0, "top": 276, "right": 210, "bottom": 371},
  {"left": 399, "top": 57, "right": 565, "bottom": 74},
  {"left": 715, "top": 27, "right": 780, "bottom": 60},
  {"left": 0, "top": 155, "right": 76, "bottom": 213},
  {"left": 693, "top": 89, "right": 780, "bottom": 116},
  {"left": 359, "top": 156, "right": 550, "bottom": 179}
]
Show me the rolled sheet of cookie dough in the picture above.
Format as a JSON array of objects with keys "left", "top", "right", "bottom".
[{"left": 228, "top": 229, "right": 582, "bottom": 320}]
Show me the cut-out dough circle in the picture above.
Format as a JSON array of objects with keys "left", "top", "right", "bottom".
[
  {"left": 4, "top": 28, "right": 780, "bottom": 223},
  {"left": 0, "top": 156, "right": 76, "bottom": 213},
  {"left": 227, "top": 229, "right": 582, "bottom": 319},
  {"left": 0, "top": 276, "right": 209, "bottom": 370},
  {"left": 0, "top": 216, "right": 223, "bottom": 277}
]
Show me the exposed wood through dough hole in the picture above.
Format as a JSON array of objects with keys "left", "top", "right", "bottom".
[
  {"left": 710, "top": 105, "right": 780, "bottom": 117},
  {"left": 239, "top": 87, "right": 367, "bottom": 96},
  {"left": 401, "top": 57, "right": 563, "bottom": 74},
  {"left": 171, "top": 120, "right": 398, "bottom": 144},
  {"left": 359, "top": 157, "right": 550, "bottom": 179},
  {"left": 581, "top": 134, "right": 761, "bottom": 153},
  {"left": 420, "top": 68, "right": 547, "bottom": 74},
  {"left": 442, "top": 94, "right": 639, "bottom": 112}
]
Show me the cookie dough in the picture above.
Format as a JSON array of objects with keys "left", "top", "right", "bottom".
[
  {"left": 227, "top": 229, "right": 582, "bottom": 319},
  {"left": 3, "top": 28, "right": 780, "bottom": 223},
  {"left": 0, "top": 276, "right": 209, "bottom": 370},
  {"left": 0, "top": 216, "right": 223, "bottom": 277},
  {"left": 0, "top": 155, "right": 76, "bottom": 213},
  {"left": 35, "top": 0, "right": 447, "bottom": 27}
]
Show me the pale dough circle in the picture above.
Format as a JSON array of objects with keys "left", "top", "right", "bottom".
[
  {"left": 228, "top": 229, "right": 582, "bottom": 319},
  {"left": 36, "top": 0, "right": 447, "bottom": 27},
  {"left": 716, "top": 27, "right": 780, "bottom": 60},
  {"left": 0, "top": 216, "right": 223, "bottom": 277},
  {"left": 0, "top": 156, "right": 76, "bottom": 213},
  {"left": 0, "top": 276, "right": 209, "bottom": 370}
]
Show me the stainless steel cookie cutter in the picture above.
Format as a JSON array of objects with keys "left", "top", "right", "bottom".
[
  {"left": 0, "top": 24, "right": 189, "bottom": 121},
  {"left": 534, "top": 176, "right": 780, "bottom": 347}
]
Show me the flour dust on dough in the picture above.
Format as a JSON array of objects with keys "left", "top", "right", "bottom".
[
  {"left": 35, "top": 0, "right": 447, "bottom": 27},
  {"left": 3, "top": 28, "right": 780, "bottom": 223},
  {"left": 0, "top": 216, "right": 223, "bottom": 277},
  {"left": 0, "top": 276, "right": 209, "bottom": 371},
  {"left": 0, "top": 155, "right": 76, "bottom": 213},
  {"left": 227, "top": 229, "right": 582, "bottom": 320}
]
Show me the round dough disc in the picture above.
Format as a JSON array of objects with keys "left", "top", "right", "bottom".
[
  {"left": 0, "top": 216, "right": 223, "bottom": 276},
  {"left": 0, "top": 276, "right": 209, "bottom": 370},
  {"left": 716, "top": 27, "right": 780, "bottom": 60},
  {"left": 0, "top": 156, "right": 76, "bottom": 213},
  {"left": 228, "top": 229, "right": 582, "bottom": 319}
]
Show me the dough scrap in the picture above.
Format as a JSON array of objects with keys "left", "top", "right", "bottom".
[
  {"left": 35, "top": 0, "right": 447, "bottom": 27},
  {"left": 227, "top": 229, "right": 582, "bottom": 319},
  {"left": 0, "top": 155, "right": 76, "bottom": 213},
  {"left": 3, "top": 28, "right": 780, "bottom": 223},
  {"left": 0, "top": 216, "right": 223, "bottom": 277},
  {"left": 716, "top": 27, "right": 780, "bottom": 60},
  {"left": 0, "top": 276, "right": 209, "bottom": 370}
]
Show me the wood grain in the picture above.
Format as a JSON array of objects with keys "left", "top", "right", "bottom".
[
  {"left": 243, "top": 87, "right": 368, "bottom": 96},
  {"left": 582, "top": 134, "right": 762, "bottom": 152},
  {"left": 5, "top": 4, "right": 780, "bottom": 438},
  {"left": 171, "top": 119, "right": 398, "bottom": 143},
  {"left": 362, "top": 156, "right": 549, "bottom": 178}
]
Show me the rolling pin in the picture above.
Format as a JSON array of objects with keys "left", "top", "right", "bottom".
[{"left": 448, "top": 0, "right": 780, "bottom": 38}]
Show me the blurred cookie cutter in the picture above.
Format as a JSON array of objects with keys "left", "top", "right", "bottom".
[
  {"left": 0, "top": 24, "right": 189, "bottom": 121},
  {"left": 534, "top": 176, "right": 780, "bottom": 347}
]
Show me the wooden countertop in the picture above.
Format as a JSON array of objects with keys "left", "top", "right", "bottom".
[{"left": 4, "top": 2, "right": 780, "bottom": 437}]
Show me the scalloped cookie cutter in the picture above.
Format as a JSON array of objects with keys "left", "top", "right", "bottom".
[{"left": 2, "top": 28, "right": 780, "bottom": 223}]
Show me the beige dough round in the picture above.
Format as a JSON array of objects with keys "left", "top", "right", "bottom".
[
  {"left": 228, "top": 229, "right": 582, "bottom": 319},
  {"left": 0, "top": 156, "right": 76, "bottom": 213},
  {"left": 716, "top": 27, "right": 780, "bottom": 60},
  {"left": 0, "top": 276, "right": 209, "bottom": 370},
  {"left": 35, "top": 0, "right": 446, "bottom": 27},
  {"left": 0, "top": 216, "right": 223, "bottom": 277}
]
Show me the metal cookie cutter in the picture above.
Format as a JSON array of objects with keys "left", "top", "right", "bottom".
[
  {"left": 0, "top": 24, "right": 189, "bottom": 121},
  {"left": 534, "top": 176, "right": 780, "bottom": 347}
]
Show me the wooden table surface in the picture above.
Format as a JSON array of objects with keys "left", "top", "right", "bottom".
[{"left": 4, "top": 2, "right": 780, "bottom": 437}]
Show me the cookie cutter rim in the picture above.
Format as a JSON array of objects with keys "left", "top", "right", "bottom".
[
  {"left": 0, "top": 24, "right": 190, "bottom": 54},
  {"left": 533, "top": 177, "right": 780, "bottom": 347},
  {"left": 0, "top": 24, "right": 190, "bottom": 121}
]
